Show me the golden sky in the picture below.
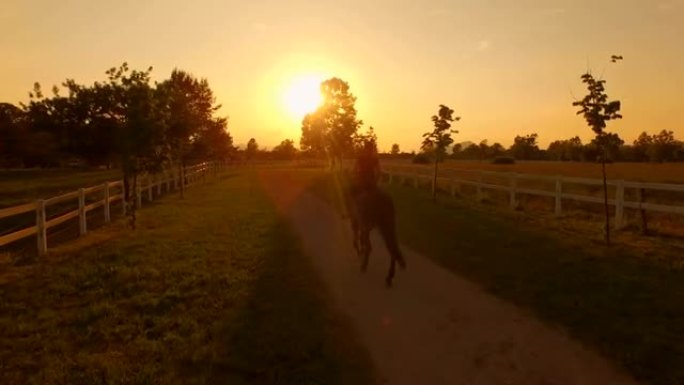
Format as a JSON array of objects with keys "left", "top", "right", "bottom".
[{"left": 2, "top": 0, "right": 682, "bottom": 151}]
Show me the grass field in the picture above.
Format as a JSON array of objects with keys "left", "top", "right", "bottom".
[
  {"left": 310, "top": 172, "right": 684, "bottom": 385},
  {"left": 0, "top": 168, "right": 122, "bottom": 208},
  {"left": 384, "top": 159, "right": 684, "bottom": 184},
  {"left": 0, "top": 170, "right": 375, "bottom": 384},
  {"left": 383, "top": 160, "right": 684, "bottom": 239}
]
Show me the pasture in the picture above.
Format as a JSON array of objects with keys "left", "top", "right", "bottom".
[
  {"left": 0, "top": 170, "right": 374, "bottom": 384},
  {"left": 383, "top": 160, "right": 684, "bottom": 239},
  {"left": 384, "top": 159, "right": 684, "bottom": 184},
  {"left": 3, "top": 164, "right": 684, "bottom": 385},
  {"left": 310, "top": 171, "right": 684, "bottom": 385},
  {"left": 0, "top": 168, "right": 121, "bottom": 209}
]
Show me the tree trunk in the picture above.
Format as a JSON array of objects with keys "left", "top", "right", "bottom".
[
  {"left": 601, "top": 149, "right": 611, "bottom": 246},
  {"left": 179, "top": 159, "right": 185, "bottom": 200},
  {"left": 123, "top": 172, "right": 130, "bottom": 214},
  {"left": 432, "top": 158, "right": 438, "bottom": 201}
]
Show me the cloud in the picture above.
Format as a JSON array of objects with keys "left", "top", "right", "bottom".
[{"left": 477, "top": 40, "right": 492, "bottom": 52}]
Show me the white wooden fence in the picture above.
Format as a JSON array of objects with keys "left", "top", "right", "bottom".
[
  {"left": 0, "top": 161, "right": 224, "bottom": 256},
  {"left": 382, "top": 165, "right": 684, "bottom": 229}
]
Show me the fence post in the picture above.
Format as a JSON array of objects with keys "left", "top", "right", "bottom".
[
  {"left": 637, "top": 188, "right": 648, "bottom": 234},
  {"left": 78, "top": 188, "right": 87, "bottom": 236},
  {"left": 166, "top": 173, "right": 171, "bottom": 192},
  {"left": 103, "top": 182, "right": 111, "bottom": 223},
  {"left": 121, "top": 181, "right": 127, "bottom": 216},
  {"left": 509, "top": 173, "right": 517, "bottom": 209},
  {"left": 389, "top": 171, "right": 393, "bottom": 184},
  {"left": 554, "top": 176, "right": 562, "bottom": 216},
  {"left": 36, "top": 199, "right": 47, "bottom": 256},
  {"left": 615, "top": 180, "right": 625, "bottom": 229},
  {"left": 476, "top": 172, "right": 483, "bottom": 201},
  {"left": 157, "top": 175, "right": 162, "bottom": 195}
]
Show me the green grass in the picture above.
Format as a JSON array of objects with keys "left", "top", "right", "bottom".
[
  {"left": 0, "top": 168, "right": 122, "bottom": 208},
  {"left": 310, "top": 172, "right": 684, "bottom": 385},
  {"left": 0, "top": 170, "right": 374, "bottom": 384}
]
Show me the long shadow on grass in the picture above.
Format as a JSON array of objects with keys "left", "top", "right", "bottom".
[{"left": 194, "top": 217, "right": 375, "bottom": 385}]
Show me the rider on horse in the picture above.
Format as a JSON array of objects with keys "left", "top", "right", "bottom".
[
  {"left": 348, "top": 140, "right": 406, "bottom": 286},
  {"left": 353, "top": 140, "right": 380, "bottom": 195}
]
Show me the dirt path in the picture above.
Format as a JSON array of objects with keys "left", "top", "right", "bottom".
[{"left": 260, "top": 172, "right": 637, "bottom": 385}]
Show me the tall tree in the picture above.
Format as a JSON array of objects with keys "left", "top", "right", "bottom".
[
  {"left": 157, "top": 69, "right": 219, "bottom": 198},
  {"left": 246, "top": 138, "right": 259, "bottom": 161},
  {"left": 300, "top": 111, "right": 327, "bottom": 157},
  {"left": 573, "top": 62, "right": 623, "bottom": 245},
  {"left": 0, "top": 103, "right": 29, "bottom": 167},
  {"left": 390, "top": 143, "right": 400, "bottom": 155},
  {"left": 272, "top": 139, "right": 298, "bottom": 160},
  {"left": 100, "top": 63, "right": 167, "bottom": 228},
  {"left": 300, "top": 78, "right": 362, "bottom": 168},
  {"left": 510, "top": 133, "right": 540, "bottom": 160},
  {"left": 353, "top": 126, "right": 377, "bottom": 153},
  {"left": 648, "top": 130, "right": 681, "bottom": 162},
  {"left": 189, "top": 116, "right": 235, "bottom": 161},
  {"left": 422, "top": 104, "right": 459, "bottom": 201},
  {"left": 632, "top": 131, "right": 653, "bottom": 162}
]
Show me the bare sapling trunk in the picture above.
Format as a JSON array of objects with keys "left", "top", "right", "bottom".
[{"left": 600, "top": 147, "right": 611, "bottom": 245}]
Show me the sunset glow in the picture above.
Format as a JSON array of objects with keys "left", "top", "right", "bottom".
[
  {"left": 1, "top": 0, "right": 682, "bottom": 150},
  {"left": 282, "top": 74, "right": 324, "bottom": 121}
]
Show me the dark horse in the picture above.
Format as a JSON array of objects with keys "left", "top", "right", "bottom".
[{"left": 343, "top": 175, "right": 406, "bottom": 287}]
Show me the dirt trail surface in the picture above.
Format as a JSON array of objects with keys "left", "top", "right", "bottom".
[{"left": 259, "top": 171, "right": 637, "bottom": 385}]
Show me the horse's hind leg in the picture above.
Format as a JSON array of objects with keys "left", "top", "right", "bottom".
[
  {"left": 379, "top": 207, "right": 406, "bottom": 270},
  {"left": 360, "top": 229, "right": 371, "bottom": 272},
  {"left": 351, "top": 217, "right": 360, "bottom": 256}
]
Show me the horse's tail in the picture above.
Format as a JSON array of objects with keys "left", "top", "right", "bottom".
[{"left": 378, "top": 194, "right": 406, "bottom": 269}]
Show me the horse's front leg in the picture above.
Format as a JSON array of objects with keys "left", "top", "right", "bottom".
[{"left": 386, "top": 255, "right": 396, "bottom": 288}]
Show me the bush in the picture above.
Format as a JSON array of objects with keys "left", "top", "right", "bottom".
[
  {"left": 412, "top": 153, "right": 432, "bottom": 164},
  {"left": 492, "top": 156, "right": 516, "bottom": 165}
]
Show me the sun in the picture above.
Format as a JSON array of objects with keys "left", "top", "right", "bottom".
[{"left": 282, "top": 74, "right": 324, "bottom": 120}]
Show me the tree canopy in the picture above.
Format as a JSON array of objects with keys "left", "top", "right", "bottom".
[{"left": 300, "top": 77, "right": 362, "bottom": 165}]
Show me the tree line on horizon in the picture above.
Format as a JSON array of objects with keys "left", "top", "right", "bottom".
[
  {"left": 3, "top": 66, "right": 682, "bottom": 172},
  {"left": 399, "top": 129, "right": 683, "bottom": 163},
  {"left": 238, "top": 127, "right": 683, "bottom": 164}
]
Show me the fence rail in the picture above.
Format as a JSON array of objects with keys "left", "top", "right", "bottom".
[
  {"left": 0, "top": 161, "right": 225, "bottom": 255},
  {"left": 383, "top": 165, "right": 684, "bottom": 229}
]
